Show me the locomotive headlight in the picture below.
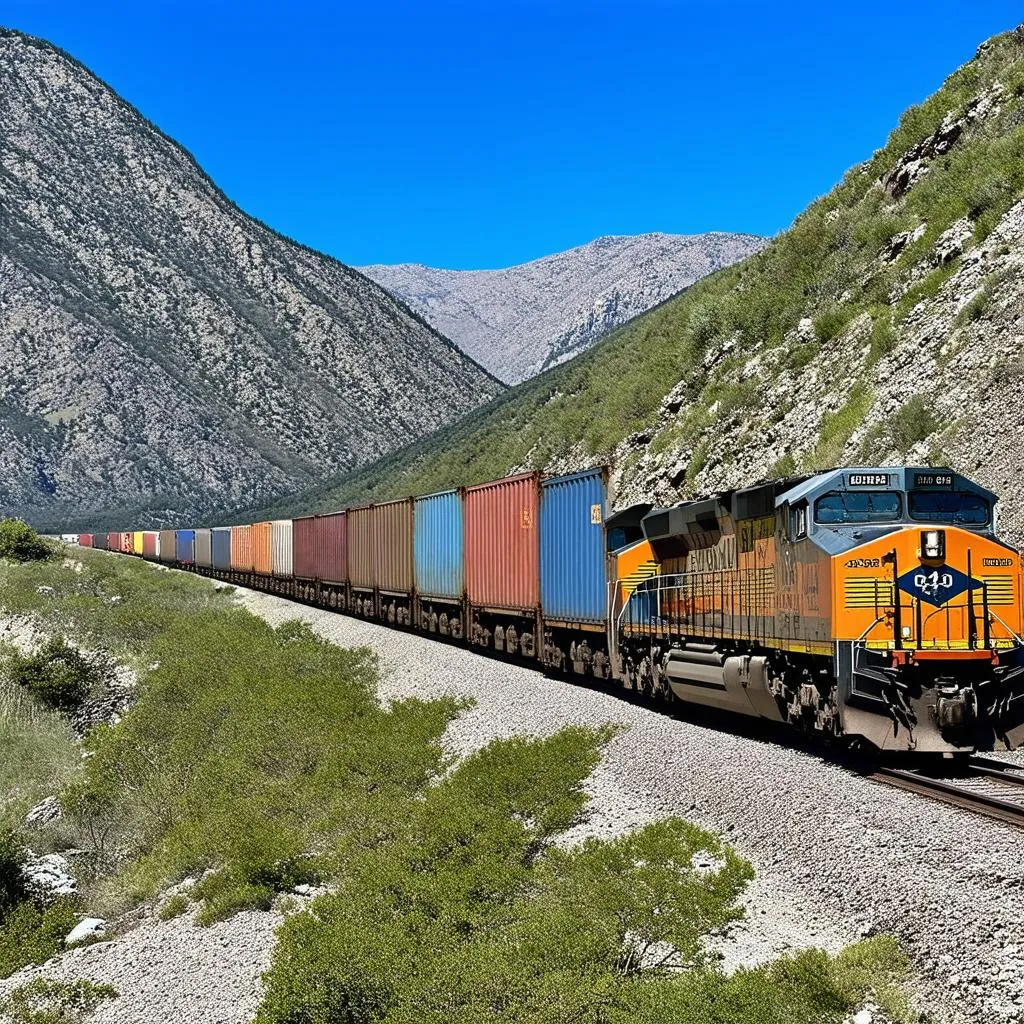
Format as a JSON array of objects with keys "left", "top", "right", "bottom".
[{"left": 921, "top": 529, "right": 945, "bottom": 560}]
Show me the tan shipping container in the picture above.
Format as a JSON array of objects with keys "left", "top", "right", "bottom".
[
  {"left": 347, "top": 506, "right": 375, "bottom": 590},
  {"left": 373, "top": 498, "right": 414, "bottom": 595},
  {"left": 231, "top": 524, "right": 255, "bottom": 572}
]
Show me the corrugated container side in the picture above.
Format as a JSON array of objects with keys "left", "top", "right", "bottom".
[
  {"left": 231, "top": 525, "right": 255, "bottom": 572},
  {"left": 106, "top": 532, "right": 119, "bottom": 551},
  {"left": 541, "top": 468, "right": 608, "bottom": 623},
  {"left": 79, "top": 534, "right": 94, "bottom": 548},
  {"left": 464, "top": 473, "right": 541, "bottom": 610},
  {"left": 212, "top": 528, "right": 231, "bottom": 571},
  {"left": 252, "top": 522, "right": 273, "bottom": 575},
  {"left": 270, "top": 521, "right": 293, "bottom": 577},
  {"left": 132, "top": 531, "right": 144, "bottom": 555},
  {"left": 414, "top": 490, "right": 464, "bottom": 600},
  {"left": 194, "top": 529, "right": 212, "bottom": 567},
  {"left": 142, "top": 532, "right": 157, "bottom": 559},
  {"left": 158, "top": 530, "right": 176, "bottom": 563},
  {"left": 93, "top": 533, "right": 108, "bottom": 550},
  {"left": 374, "top": 498, "right": 414, "bottom": 594},
  {"left": 176, "top": 530, "right": 196, "bottom": 564},
  {"left": 293, "top": 512, "right": 347, "bottom": 582},
  {"left": 348, "top": 506, "right": 375, "bottom": 589}
]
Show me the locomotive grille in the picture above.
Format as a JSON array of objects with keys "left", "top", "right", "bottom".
[
  {"left": 979, "top": 575, "right": 1015, "bottom": 606},
  {"left": 845, "top": 577, "right": 895, "bottom": 609}
]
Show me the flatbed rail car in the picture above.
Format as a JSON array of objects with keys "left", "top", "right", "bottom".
[{"left": 87, "top": 465, "right": 1024, "bottom": 755}]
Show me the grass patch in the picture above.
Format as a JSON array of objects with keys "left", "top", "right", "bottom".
[{"left": 805, "top": 384, "right": 874, "bottom": 471}]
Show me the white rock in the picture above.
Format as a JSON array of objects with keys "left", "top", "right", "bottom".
[{"left": 65, "top": 917, "right": 106, "bottom": 946}]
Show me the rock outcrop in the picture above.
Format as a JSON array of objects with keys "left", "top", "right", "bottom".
[{"left": 0, "top": 28, "right": 503, "bottom": 529}]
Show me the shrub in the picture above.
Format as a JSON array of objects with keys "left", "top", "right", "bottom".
[
  {"left": 813, "top": 307, "right": 852, "bottom": 344},
  {"left": 0, "top": 831, "right": 28, "bottom": 922},
  {"left": 888, "top": 395, "right": 940, "bottom": 451},
  {"left": 0, "top": 521, "right": 52, "bottom": 563},
  {"left": 0, "top": 977, "right": 118, "bottom": 1024},
  {"left": 0, "top": 898, "right": 79, "bottom": 979},
  {"left": 10, "top": 639, "right": 99, "bottom": 714}
]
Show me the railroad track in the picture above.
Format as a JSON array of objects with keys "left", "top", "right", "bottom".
[{"left": 869, "top": 756, "right": 1024, "bottom": 829}]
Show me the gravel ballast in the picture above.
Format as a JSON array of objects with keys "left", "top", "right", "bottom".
[{"left": 236, "top": 589, "right": 1024, "bottom": 1024}]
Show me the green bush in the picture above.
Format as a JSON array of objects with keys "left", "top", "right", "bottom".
[
  {"left": 0, "top": 898, "right": 79, "bottom": 979},
  {"left": 10, "top": 639, "right": 99, "bottom": 714},
  {"left": 0, "top": 831, "right": 28, "bottom": 922},
  {"left": 888, "top": 395, "right": 940, "bottom": 451},
  {"left": 0, "top": 977, "right": 118, "bottom": 1024},
  {"left": 0, "top": 521, "right": 52, "bottom": 564}
]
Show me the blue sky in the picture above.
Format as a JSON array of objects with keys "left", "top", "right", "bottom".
[{"left": 6, "top": 1, "right": 1023, "bottom": 269}]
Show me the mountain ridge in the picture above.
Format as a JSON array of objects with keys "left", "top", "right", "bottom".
[
  {"left": 359, "top": 231, "right": 766, "bottom": 383},
  {"left": 0, "top": 26, "right": 504, "bottom": 529}
]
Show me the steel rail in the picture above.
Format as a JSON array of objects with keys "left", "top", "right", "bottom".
[{"left": 870, "top": 764, "right": 1024, "bottom": 829}]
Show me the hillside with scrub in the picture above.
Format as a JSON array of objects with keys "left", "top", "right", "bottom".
[
  {"left": 259, "top": 25, "right": 1024, "bottom": 545},
  {"left": 0, "top": 524, "right": 919, "bottom": 1022}
]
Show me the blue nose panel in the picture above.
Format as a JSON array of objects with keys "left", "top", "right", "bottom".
[{"left": 897, "top": 564, "right": 979, "bottom": 607}]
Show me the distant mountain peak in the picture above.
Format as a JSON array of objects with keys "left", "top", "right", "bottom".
[{"left": 359, "top": 232, "right": 767, "bottom": 384}]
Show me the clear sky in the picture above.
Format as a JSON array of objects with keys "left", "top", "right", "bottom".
[{"left": 6, "top": 1, "right": 1023, "bottom": 269}]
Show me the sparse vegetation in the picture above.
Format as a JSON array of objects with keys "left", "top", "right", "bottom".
[
  {"left": 0, "top": 977, "right": 117, "bottom": 1024},
  {"left": 889, "top": 395, "right": 941, "bottom": 451}
]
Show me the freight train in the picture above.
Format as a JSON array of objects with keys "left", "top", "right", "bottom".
[{"left": 78, "top": 465, "right": 1024, "bottom": 755}]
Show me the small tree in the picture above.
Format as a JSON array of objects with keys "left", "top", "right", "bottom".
[{"left": 0, "top": 519, "right": 52, "bottom": 563}]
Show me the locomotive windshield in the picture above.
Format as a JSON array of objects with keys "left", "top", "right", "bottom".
[
  {"left": 909, "top": 491, "right": 990, "bottom": 525},
  {"left": 814, "top": 490, "right": 902, "bottom": 524}
]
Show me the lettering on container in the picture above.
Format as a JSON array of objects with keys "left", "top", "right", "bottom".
[
  {"left": 591, "top": 504, "right": 603, "bottom": 525},
  {"left": 521, "top": 508, "right": 533, "bottom": 529}
]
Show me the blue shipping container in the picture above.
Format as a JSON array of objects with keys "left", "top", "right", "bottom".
[
  {"left": 176, "top": 530, "right": 196, "bottom": 564},
  {"left": 212, "top": 528, "right": 231, "bottom": 571},
  {"left": 414, "top": 490, "right": 464, "bottom": 600},
  {"left": 540, "top": 467, "right": 608, "bottom": 624}
]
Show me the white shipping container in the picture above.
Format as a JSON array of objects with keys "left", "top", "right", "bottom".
[{"left": 271, "top": 520, "right": 293, "bottom": 577}]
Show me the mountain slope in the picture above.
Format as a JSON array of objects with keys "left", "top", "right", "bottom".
[
  {"left": 0, "top": 28, "right": 503, "bottom": 529},
  {"left": 258, "top": 26, "right": 1024, "bottom": 546},
  {"left": 359, "top": 232, "right": 766, "bottom": 384}
]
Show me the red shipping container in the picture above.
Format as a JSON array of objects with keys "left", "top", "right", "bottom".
[
  {"left": 231, "top": 525, "right": 255, "bottom": 572},
  {"left": 252, "top": 522, "right": 273, "bottom": 575},
  {"left": 142, "top": 532, "right": 158, "bottom": 560},
  {"left": 347, "top": 506, "right": 374, "bottom": 589},
  {"left": 106, "top": 531, "right": 119, "bottom": 551},
  {"left": 373, "top": 498, "right": 414, "bottom": 595},
  {"left": 294, "top": 511, "right": 347, "bottom": 583},
  {"left": 464, "top": 472, "right": 541, "bottom": 612},
  {"left": 79, "top": 534, "right": 94, "bottom": 548}
]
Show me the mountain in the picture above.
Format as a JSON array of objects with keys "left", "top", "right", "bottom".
[
  {"left": 0, "top": 28, "right": 503, "bottom": 529},
  {"left": 359, "top": 232, "right": 766, "bottom": 384},
  {"left": 259, "top": 26, "right": 1024, "bottom": 547}
]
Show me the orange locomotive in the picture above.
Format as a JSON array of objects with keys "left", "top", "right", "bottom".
[{"left": 609, "top": 467, "right": 1024, "bottom": 753}]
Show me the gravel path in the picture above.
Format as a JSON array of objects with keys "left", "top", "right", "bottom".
[
  {"left": 0, "top": 907, "right": 280, "bottom": 1024},
  {"left": 236, "top": 588, "right": 1024, "bottom": 1024}
]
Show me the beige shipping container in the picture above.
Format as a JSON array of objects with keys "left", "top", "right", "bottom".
[
  {"left": 373, "top": 498, "right": 414, "bottom": 595},
  {"left": 347, "top": 506, "right": 375, "bottom": 590},
  {"left": 271, "top": 520, "right": 293, "bottom": 577}
]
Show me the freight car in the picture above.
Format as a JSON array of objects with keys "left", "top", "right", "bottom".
[{"left": 86, "top": 465, "right": 1024, "bottom": 755}]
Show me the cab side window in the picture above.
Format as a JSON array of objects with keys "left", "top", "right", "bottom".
[{"left": 789, "top": 501, "right": 808, "bottom": 541}]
